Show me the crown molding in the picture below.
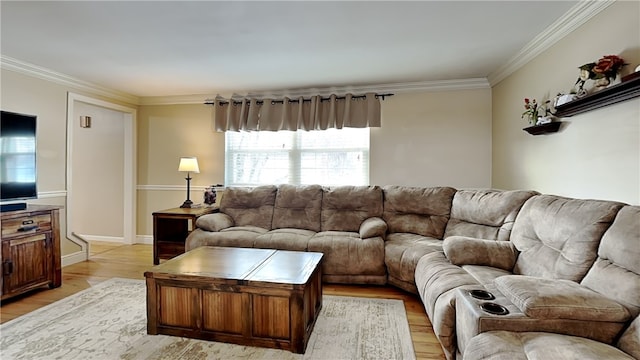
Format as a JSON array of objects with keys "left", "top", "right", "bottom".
[
  {"left": 1, "top": 55, "right": 140, "bottom": 105},
  {"left": 138, "top": 94, "right": 211, "bottom": 106},
  {"left": 139, "top": 78, "right": 491, "bottom": 105},
  {"left": 488, "top": 0, "right": 615, "bottom": 86}
]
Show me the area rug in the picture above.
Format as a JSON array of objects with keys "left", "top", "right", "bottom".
[{"left": 0, "top": 278, "right": 415, "bottom": 360}]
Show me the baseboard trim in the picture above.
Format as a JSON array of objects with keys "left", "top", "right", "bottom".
[
  {"left": 62, "top": 251, "right": 87, "bottom": 267},
  {"left": 136, "top": 235, "right": 153, "bottom": 245},
  {"left": 79, "top": 235, "right": 125, "bottom": 243}
]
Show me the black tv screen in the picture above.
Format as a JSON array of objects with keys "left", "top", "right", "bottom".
[{"left": 1, "top": 110, "right": 38, "bottom": 203}]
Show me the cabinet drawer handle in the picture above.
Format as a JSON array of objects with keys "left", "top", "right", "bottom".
[{"left": 18, "top": 225, "right": 39, "bottom": 232}]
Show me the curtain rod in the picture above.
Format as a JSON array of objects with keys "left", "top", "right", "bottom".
[{"left": 204, "top": 93, "right": 393, "bottom": 106}]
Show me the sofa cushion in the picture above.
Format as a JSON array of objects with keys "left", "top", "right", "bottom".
[
  {"left": 511, "top": 195, "right": 625, "bottom": 282},
  {"left": 321, "top": 186, "right": 383, "bottom": 232},
  {"left": 272, "top": 184, "right": 322, "bottom": 232},
  {"left": 461, "top": 265, "right": 512, "bottom": 286},
  {"left": 195, "top": 213, "right": 233, "bottom": 232},
  {"left": 618, "top": 315, "right": 640, "bottom": 360},
  {"left": 443, "top": 236, "right": 517, "bottom": 271},
  {"left": 308, "top": 231, "right": 385, "bottom": 278},
  {"left": 185, "top": 226, "right": 265, "bottom": 250},
  {"left": 253, "top": 228, "right": 315, "bottom": 251},
  {"left": 220, "top": 185, "right": 277, "bottom": 230},
  {"left": 385, "top": 233, "right": 443, "bottom": 293},
  {"left": 444, "top": 189, "right": 537, "bottom": 241},
  {"left": 382, "top": 186, "right": 456, "bottom": 238},
  {"left": 581, "top": 205, "right": 640, "bottom": 317},
  {"left": 494, "top": 275, "right": 631, "bottom": 322},
  {"left": 463, "top": 331, "right": 636, "bottom": 360}
]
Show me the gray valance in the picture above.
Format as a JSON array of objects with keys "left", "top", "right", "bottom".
[{"left": 211, "top": 93, "right": 382, "bottom": 132}]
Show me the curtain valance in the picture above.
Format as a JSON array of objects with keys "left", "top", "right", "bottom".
[{"left": 209, "top": 93, "right": 386, "bottom": 132}]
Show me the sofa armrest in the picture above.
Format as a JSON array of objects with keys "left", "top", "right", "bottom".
[
  {"left": 443, "top": 236, "right": 517, "bottom": 271},
  {"left": 195, "top": 213, "right": 234, "bottom": 232},
  {"left": 494, "top": 275, "right": 631, "bottom": 322},
  {"left": 359, "top": 217, "right": 388, "bottom": 239}
]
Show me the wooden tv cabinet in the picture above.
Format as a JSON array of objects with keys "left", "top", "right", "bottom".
[{"left": 0, "top": 205, "right": 62, "bottom": 301}]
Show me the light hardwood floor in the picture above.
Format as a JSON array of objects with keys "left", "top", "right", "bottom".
[{"left": 0, "top": 242, "right": 446, "bottom": 359}]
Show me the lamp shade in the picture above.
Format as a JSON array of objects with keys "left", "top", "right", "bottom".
[{"left": 178, "top": 157, "right": 200, "bottom": 173}]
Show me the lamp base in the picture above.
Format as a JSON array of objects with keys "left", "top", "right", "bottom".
[{"left": 180, "top": 199, "right": 193, "bottom": 208}]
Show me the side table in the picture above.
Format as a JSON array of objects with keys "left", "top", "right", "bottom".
[{"left": 152, "top": 206, "right": 218, "bottom": 264}]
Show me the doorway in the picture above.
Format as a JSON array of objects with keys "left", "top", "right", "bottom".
[{"left": 66, "top": 93, "right": 136, "bottom": 260}]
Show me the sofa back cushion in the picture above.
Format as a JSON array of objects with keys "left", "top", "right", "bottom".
[
  {"left": 272, "top": 184, "right": 323, "bottom": 231},
  {"left": 581, "top": 205, "right": 640, "bottom": 317},
  {"left": 511, "top": 194, "right": 624, "bottom": 282},
  {"left": 382, "top": 186, "right": 456, "bottom": 238},
  {"left": 220, "top": 185, "right": 277, "bottom": 229},
  {"left": 321, "top": 185, "right": 383, "bottom": 232},
  {"left": 444, "top": 189, "right": 537, "bottom": 241}
]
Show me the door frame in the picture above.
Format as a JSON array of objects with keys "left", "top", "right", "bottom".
[{"left": 66, "top": 93, "right": 137, "bottom": 258}]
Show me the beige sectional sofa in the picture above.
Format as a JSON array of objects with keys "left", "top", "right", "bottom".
[{"left": 185, "top": 184, "right": 640, "bottom": 360}]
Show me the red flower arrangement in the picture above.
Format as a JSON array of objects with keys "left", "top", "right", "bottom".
[
  {"left": 579, "top": 55, "right": 627, "bottom": 81},
  {"left": 521, "top": 98, "right": 540, "bottom": 125}
]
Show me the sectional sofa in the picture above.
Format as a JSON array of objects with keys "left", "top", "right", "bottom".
[{"left": 185, "top": 184, "right": 640, "bottom": 360}]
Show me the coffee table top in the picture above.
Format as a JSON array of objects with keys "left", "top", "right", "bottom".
[{"left": 144, "top": 246, "right": 323, "bottom": 287}]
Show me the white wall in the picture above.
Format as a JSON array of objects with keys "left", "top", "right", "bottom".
[
  {"left": 492, "top": 1, "right": 640, "bottom": 204},
  {"left": 371, "top": 89, "right": 492, "bottom": 188}
]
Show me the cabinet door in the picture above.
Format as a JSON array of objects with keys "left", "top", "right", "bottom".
[{"left": 2, "top": 233, "right": 50, "bottom": 295}]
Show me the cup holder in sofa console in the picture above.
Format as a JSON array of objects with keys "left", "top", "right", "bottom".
[
  {"left": 469, "top": 289, "right": 495, "bottom": 300},
  {"left": 480, "top": 302, "right": 509, "bottom": 316}
]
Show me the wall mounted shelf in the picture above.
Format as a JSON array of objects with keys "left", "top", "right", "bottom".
[
  {"left": 523, "top": 121, "right": 562, "bottom": 135},
  {"left": 554, "top": 76, "right": 640, "bottom": 117}
]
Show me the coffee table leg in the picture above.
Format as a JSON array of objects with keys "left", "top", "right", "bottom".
[
  {"left": 146, "top": 277, "right": 159, "bottom": 335},
  {"left": 290, "top": 292, "right": 305, "bottom": 353}
]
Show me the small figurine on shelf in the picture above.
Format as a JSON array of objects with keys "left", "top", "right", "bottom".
[
  {"left": 203, "top": 186, "right": 217, "bottom": 205},
  {"left": 554, "top": 92, "right": 577, "bottom": 107}
]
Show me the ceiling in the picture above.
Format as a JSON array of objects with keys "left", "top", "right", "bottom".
[{"left": 1, "top": 1, "right": 582, "bottom": 99}]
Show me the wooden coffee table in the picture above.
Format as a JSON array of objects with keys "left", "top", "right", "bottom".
[{"left": 144, "top": 246, "right": 323, "bottom": 353}]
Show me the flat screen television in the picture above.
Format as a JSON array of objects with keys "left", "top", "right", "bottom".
[{"left": 1, "top": 110, "right": 38, "bottom": 212}]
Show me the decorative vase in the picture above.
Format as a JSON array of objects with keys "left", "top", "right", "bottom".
[{"left": 526, "top": 116, "right": 536, "bottom": 126}]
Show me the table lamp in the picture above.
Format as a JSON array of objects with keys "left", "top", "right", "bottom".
[{"left": 178, "top": 157, "right": 200, "bottom": 208}]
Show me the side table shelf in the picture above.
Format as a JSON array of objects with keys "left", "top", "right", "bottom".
[{"left": 152, "top": 206, "right": 219, "bottom": 264}]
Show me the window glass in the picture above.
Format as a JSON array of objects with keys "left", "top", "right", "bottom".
[{"left": 225, "top": 128, "right": 369, "bottom": 186}]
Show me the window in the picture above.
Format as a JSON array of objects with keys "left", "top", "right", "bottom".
[{"left": 225, "top": 128, "right": 369, "bottom": 186}]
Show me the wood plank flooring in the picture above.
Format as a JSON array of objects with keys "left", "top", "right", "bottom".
[{"left": 0, "top": 242, "right": 446, "bottom": 359}]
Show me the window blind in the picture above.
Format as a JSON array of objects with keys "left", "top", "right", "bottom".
[{"left": 225, "top": 128, "right": 369, "bottom": 187}]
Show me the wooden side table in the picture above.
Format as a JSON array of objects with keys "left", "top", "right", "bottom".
[{"left": 152, "top": 206, "right": 218, "bottom": 264}]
